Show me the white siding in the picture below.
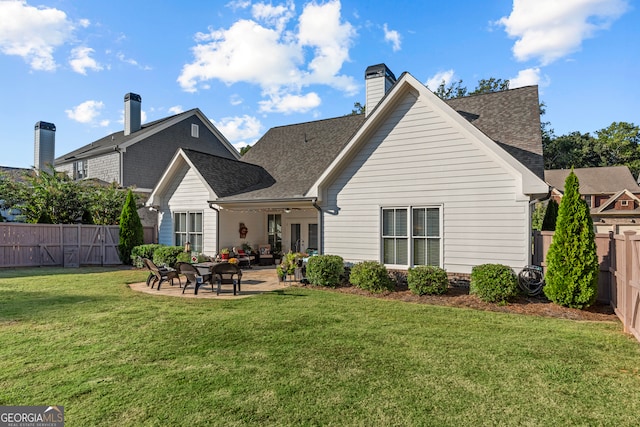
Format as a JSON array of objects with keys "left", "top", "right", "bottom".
[
  {"left": 157, "top": 165, "right": 217, "bottom": 255},
  {"left": 322, "top": 91, "right": 530, "bottom": 274}
]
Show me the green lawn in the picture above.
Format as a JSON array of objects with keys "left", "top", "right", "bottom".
[{"left": 0, "top": 267, "right": 639, "bottom": 426}]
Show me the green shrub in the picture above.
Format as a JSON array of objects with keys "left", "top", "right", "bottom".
[
  {"left": 470, "top": 264, "right": 519, "bottom": 303},
  {"left": 544, "top": 171, "right": 598, "bottom": 308},
  {"left": 408, "top": 265, "right": 449, "bottom": 295},
  {"left": 152, "top": 246, "right": 184, "bottom": 268},
  {"left": 118, "top": 189, "right": 143, "bottom": 265},
  {"left": 131, "top": 244, "right": 164, "bottom": 268},
  {"left": 350, "top": 261, "right": 394, "bottom": 293},
  {"left": 305, "top": 255, "right": 344, "bottom": 287}
]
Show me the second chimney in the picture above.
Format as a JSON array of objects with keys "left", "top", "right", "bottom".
[
  {"left": 124, "top": 92, "right": 142, "bottom": 136},
  {"left": 365, "top": 64, "right": 396, "bottom": 117},
  {"left": 34, "top": 121, "right": 56, "bottom": 173}
]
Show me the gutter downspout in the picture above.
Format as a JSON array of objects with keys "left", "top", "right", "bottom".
[
  {"left": 312, "top": 198, "right": 323, "bottom": 255},
  {"left": 209, "top": 203, "right": 220, "bottom": 255}
]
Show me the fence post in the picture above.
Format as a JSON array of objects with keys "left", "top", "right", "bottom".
[{"left": 622, "top": 231, "right": 635, "bottom": 334}]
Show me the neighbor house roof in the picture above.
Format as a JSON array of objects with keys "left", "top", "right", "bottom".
[
  {"left": 55, "top": 108, "right": 238, "bottom": 163},
  {"left": 545, "top": 166, "right": 640, "bottom": 195}
]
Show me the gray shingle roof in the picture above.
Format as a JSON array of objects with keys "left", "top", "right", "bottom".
[
  {"left": 181, "top": 149, "right": 274, "bottom": 198},
  {"left": 166, "top": 81, "right": 545, "bottom": 203},
  {"left": 226, "top": 114, "right": 366, "bottom": 200},
  {"left": 0, "top": 166, "right": 33, "bottom": 183},
  {"left": 545, "top": 166, "right": 640, "bottom": 194},
  {"left": 445, "top": 85, "right": 544, "bottom": 179},
  {"left": 55, "top": 109, "right": 199, "bottom": 163}
]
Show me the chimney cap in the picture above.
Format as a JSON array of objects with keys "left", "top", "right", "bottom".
[
  {"left": 35, "top": 121, "right": 56, "bottom": 131},
  {"left": 124, "top": 93, "right": 142, "bottom": 102},
  {"left": 365, "top": 63, "right": 396, "bottom": 81}
]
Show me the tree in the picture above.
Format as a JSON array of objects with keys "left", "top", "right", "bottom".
[
  {"left": 239, "top": 145, "right": 252, "bottom": 156},
  {"left": 350, "top": 101, "right": 365, "bottom": 115},
  {"left": 543, "top": 171, "right": 599, "bottom": 308},
  {"left": 19, "top": 170, "right": 87, "bottom": 224},
  {"left": 593, "top": 122, "right": 640, "bottom": 176},
  {"left": 84, "top": 181, "right": 130, "bottom": 225},
  {"left": 543, "top": 131, "right": 596, "bottom": 171},
  {"left": 433, "top": 79, "right": 467, "bottom": 100},
  {"left": 469, "top": 78, "right": 510, "bottom": 95},
  {"left": 541, "top": 199, "right": 559, "bottom": 231},
  {"left": 118, "top": 189, "right": 144, "bottom": 264}
]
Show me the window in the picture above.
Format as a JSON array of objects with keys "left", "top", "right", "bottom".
[
  {"left": 174, "top": 211, "right": 203, "bottom": 253},
  {"left": 73, "top": 160, "right": 87, "bottom": 180},
  {"left": 584, "top": 196, "right": 592, "bottom": 208},
  {"left": 191, "top": 124, "right": 199, "bottom": 138},
  {"left": 267, "top": 214, "right": 282, "bottom": 251},
  {"left": 621, "top": 200, "right": 629, "bottom": 207},
  {"left": 382, "top": 206, "right": 441, "bottom": 267},
  {"left": 382, "top": 208, "right": 408, "bottom": 265}
]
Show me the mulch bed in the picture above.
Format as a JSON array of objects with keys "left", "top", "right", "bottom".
[{"left": 297, "top": 281, "right": 618, "bottom": 323}]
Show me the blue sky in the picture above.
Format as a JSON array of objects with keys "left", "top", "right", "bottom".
[{"left": 0, "top": 0, "right": 637, "bottom": 169}]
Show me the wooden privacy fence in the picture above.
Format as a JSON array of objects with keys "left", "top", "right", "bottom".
[
  {"left": 534, "top": 230, "right": 640, "bottom": 342},
  {"left": 0, "top": 223, "right": 156, "bottom": 268}
]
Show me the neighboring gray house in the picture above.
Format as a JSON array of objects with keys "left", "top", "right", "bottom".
[
  {"left": 148, "top": 64, "right": 549, "bottom": 274},
  {"left": 55, "top": 93, "right": 239, "bottom": 192}
]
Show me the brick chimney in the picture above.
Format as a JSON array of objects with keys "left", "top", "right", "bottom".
[
  {"left": 365, "top": 64, "right": 396, "bottom": 117},
  {"left": 34, "top": 121, "right": 56, "bottom": 173},
  {"left": 124, "top": 92, "right": 142, "bottom": 136}
]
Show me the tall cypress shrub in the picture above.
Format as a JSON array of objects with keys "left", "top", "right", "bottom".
[
  {"left": 118, "top": 189, "right": 143, "bottom": 265},
  {"left": 541, "top": 199, "right": 559, "bottom": 231},
  {"left": 543, "top": 171, "right": 598, "bottom": 308}
]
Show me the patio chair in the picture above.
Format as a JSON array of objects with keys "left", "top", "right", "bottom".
[
  {"left": 143, "top": 258, "right": 181, "bottom": 290},
  {"left": 179, "top": 263, "right": 212, "bottom": 295},
  {"left": 258, "top": 244, "right": 273, "bottom": 266},
  {"left": 211, "top": 262, "right": 242, "bottom": 295},
  {"left": 233, "top": 247, "right": 252, "bottom": 268}
]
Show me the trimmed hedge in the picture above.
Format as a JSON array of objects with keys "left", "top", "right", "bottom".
[
  {"left": 305, "top": 255, "right": 344, "bottom": 287},
  {"left": 470, "top": 264, "right": 519, "bottom": 303},
  {"left": 131, "top": 244, "right": 164, "bottom": 268},
  {"left": 350, "top": 261, "right": 394, "bottom": 293},
  {"left": 152, "top": 246, "right": 184, "bottom": 268},
  {"left": 408, "top": 265, "right": 449, "bottom": 295}
]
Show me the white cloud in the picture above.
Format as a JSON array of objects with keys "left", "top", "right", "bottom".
[
  {"left": 425, "top": 69, "right": 456, "bottom": 91},
  {"left": 178, "top": 0, "right": 357, "bottom": 113},
  {"left": 251, "top": 0, "right": 295, "bottom": 32},
  {"left": 226, "top": 0, "right": 251, "bottom": 11},
  {"left": 169, "top": 105, "right": 184, "bottom": 114},
  {"left": 69, "top": 46, "right": 102, "bottom": 75},
  {"left": 383, "top": 23, "right": 401, "bottom": 52},
  {"left": 230, "top": 94, "right": 243, "bottom": 106},
  {"left": 65, "top": 100, "right": 106, "bottom": 125},
  {"left": 213, "top": 115, "right": 263, "bottom": 143},
  {"left": 509, "top": 67, "right": 551, "bottom": 88},
  {"left": 497, "top": 0, "right": 629, "bottom": 65},
  {"left": 259, "top": 92, "right": 321, "bottom": 114},
  {"left": 0, "top": 0, "right": 75, "bottom": 71},
  {"left": 117, "top": 52, "right": 151, "bottom": 70}
]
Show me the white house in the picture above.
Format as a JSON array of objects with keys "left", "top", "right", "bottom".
[{"left": 148, "top": 64, "right": 549, "bottom": 274}]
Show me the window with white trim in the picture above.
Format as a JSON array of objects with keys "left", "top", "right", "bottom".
[
  {"left": 174, "top": 211, "right": 203, "bottom": 253},
  {"left": 620, "top": 200, "right": 629, "bottom": 207},
  {"left": 382, "top": 206, "right": 442, "bottom": 267},
  {"left": 191, "top": 124, "right": 199, "bottom": 138}
]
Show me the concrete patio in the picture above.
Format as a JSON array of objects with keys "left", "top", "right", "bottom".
[{"left": 129, "top": 265, "right": 289, "bottom": 299}]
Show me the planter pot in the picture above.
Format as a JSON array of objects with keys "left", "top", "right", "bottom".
[{"left": 221, "top": 253, "right": 229, "bottom": 260}]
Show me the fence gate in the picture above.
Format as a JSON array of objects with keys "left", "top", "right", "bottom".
[{"left": 0, "top": 223, "right": 155, "bottom": 268}]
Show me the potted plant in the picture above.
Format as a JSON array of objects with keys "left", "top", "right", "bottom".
[{"left": 220, "top": 248, "right": 230, "bottom": 260}]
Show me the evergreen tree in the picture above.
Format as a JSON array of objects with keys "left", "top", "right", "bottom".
[
  {"left": 118, "top": 189, "right": 143, "bottom": 265},
  {"left": 543, "top": 172, "right": 598, "bottom": 308},
  {"left": 541, "top": 199, "right": 559, "bottom": 231}
]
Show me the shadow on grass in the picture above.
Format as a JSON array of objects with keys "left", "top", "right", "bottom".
[
  {"left": 0, "top": 266, "right": 133, "bottom": 280},
  {"left": 0, "top": 290, "right": 114, "bottom": 323}
]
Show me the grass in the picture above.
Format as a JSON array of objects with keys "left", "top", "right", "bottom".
[{"left": 0, "top": 267, "right": 639, "bottom": 426}]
